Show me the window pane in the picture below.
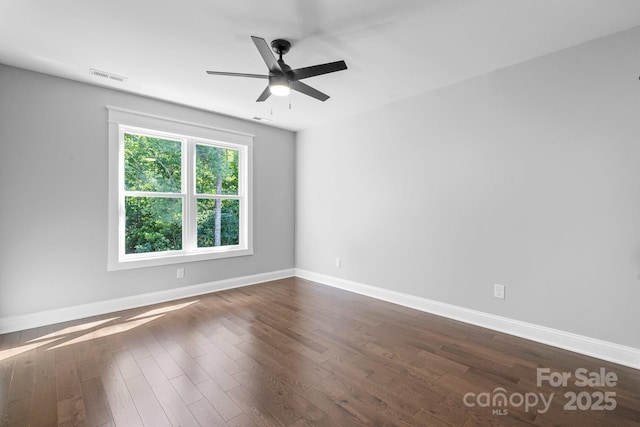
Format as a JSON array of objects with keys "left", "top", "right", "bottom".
[
  {"left": 197, "top": 199, "right": 239, "bottom": 247},
  {"left": 196, "top": 145, "right": 238, "bottom": 195},
  {"left": 125, "top": 133, "right": 182, "bottom": 192},
  {"left": 125, "top": 197, "right": 182, "bottom": 254}
]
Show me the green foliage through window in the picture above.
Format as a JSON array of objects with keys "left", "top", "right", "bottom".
[
  {"left": 197, "top": 199, "right": 240, "bottom": 247},
  {"left": 125, "top": 133, "right": 181, "bottom": 192},
  {"left": 125, "top": 197, "right": 182, "bottom": 254},
  {"left": 123, "top": 132, "right": 240, "bottom": 255},
  {"left": 196, "top": 144, "right": 239, "bottom": 195}
]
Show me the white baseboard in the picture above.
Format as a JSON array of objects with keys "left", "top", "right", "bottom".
[
  {"left": 295, "top": 269, "right": 640, "bottom": 370},
  {"left": 0, "top": 269, "right": 295, "bottom": 334}
]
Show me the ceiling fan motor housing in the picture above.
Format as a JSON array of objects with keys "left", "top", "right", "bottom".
[
  {"left": 270, "top": 39, "right": 291, "bottom": 56},
  {"left": 269, "top": 74, "right": 289, "bottom": 86}
]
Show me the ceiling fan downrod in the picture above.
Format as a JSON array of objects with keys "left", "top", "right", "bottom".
[{"left": 270, "top": 39, "right": 291, "bottom": 61}]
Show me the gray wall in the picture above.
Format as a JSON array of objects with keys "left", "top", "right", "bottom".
[
  {"left": 296, "top": 26, "right": 640, "bottom": 348},
  {"left": 0, "top": 64, "right": 295, "bottom": 317}
]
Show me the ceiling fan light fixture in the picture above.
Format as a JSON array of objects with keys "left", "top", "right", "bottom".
[
  {"left": 269, "top": 83, "right": 290, "bottom": 96},
  {"left": 269, "top": 76, "right": 290, "bottom": 96}
]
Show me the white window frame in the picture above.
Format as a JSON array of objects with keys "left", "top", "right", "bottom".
[{"left": 107, "top": 106, "right": 253, "bottom": 271}]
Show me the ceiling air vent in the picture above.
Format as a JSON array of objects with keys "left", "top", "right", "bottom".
[{"left": 89, "top": 68, "right": 127, "bottom": 83}]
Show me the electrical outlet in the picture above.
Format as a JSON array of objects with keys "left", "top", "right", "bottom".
[
  {"left": 335, "top": 257, "right": 341, "bottom": 268},
  {"left": 494, "top": 284, "right": 505, "bottom": 299},
  {"left": 177, "top": 267, "right": 185, "bottom": 279}
]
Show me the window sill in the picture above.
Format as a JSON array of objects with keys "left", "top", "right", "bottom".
[{"left": 107, "top": 247, "right": 253, "bottom": 271}]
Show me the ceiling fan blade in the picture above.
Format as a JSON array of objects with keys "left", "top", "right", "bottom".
[
  {"left": 290, "top": 81, "right": 330, "bottom": 102},
  {"left": 256, "top": 86, "right": 271, "bottom": 102},
  {"left": 251, "top": 36, "right": 282, "bottom": 74},
  {"left": 206, "top": 71, "right": 268, "bottom": 79},
  {"left": 289, "top": 60, "right": 347, "bottom": 81}
]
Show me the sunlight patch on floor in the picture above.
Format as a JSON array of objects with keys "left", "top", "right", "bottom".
[
  {"left": 129, "top": 300, "right": 199, "bottom": 320},
  {"left": 48, "top": 314, "right": 166, "bottom": 350},
  {"left": 0, "top": 338, "right": 63, "bottom": 361},
  {"left": 0, "top": 300, "right": 201, "bottom": 360},
  {"left": 27, "top": 317, "right": 120, "bottom": 343}
]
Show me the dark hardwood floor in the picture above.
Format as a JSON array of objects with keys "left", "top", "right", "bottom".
[{"left": 0, "top": 277, "right": 638, "bottom": 426}]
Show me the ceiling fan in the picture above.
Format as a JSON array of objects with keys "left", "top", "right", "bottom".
[{"left": 206, "top": 36, "right": 347, "bottom": 102}]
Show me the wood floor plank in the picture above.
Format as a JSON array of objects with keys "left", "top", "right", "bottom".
[
  {"left": 0, "top": 277, "right": 638, "bottom": 427},
  {"left": 96, "top": 349, "right": 144, "bottom": 427},
  {"left": 163, "top": 340, "right": 211, "bottom": 384},
  {"left": 334, "top": 391, "right": 401, "bottom": 426},
  {"left": 29, "top": 347, "right": 57, "bottom": 426},
  {"left": 76, "top": 356, "right": 100, "bottom": 383},
  {"left": 209, "top": 333, "right": 246, "bottom": 361},
  {"left": 79, "top": 377, "right": 113, "bottom": 426},
  {"left": 195, "top": 353, "right": 241, "bottom": 391},
  {"left": 196, "top": 378, "right": 244, "bottom": 421},
  {"left": 226, "top": 385, "right": 281, "bottom": 427},
  {"left": 234, "top": 354, "right": 347, "bottom": 426},
  {"left": 137, "top": 355, "right": 200, "bottom": 426},
  {"left": 55, "top": 359, "right": 81, "bottom": 401},
  {"left": 124, "top": 375, "right": 171, "bottom": 427},
  {"left": 55, "top": 353, "right": 86, "bottom": 426},
  {"left": 57, "top": 395, "right": 86, "bottom": 427},
  {"left": 188, "top": 398, "right": 228, "bottom": 426},
  {"left": 170, "top": 374, "right": 204, "bottom": 405},
  {"left": 112, "top": 350, "right": 142, "bottom": 380},
  {"left": 227, "top": 412, "right": 259, "bottom": 427},
  {"left": 6, "top": 363, "right": 35, "bottom": 407},
  {"left": 6, "top": 397, "right": 30, "bottom": 427},
  {"left": 137, "top": 328, "right": 185, "bottom": 380},
  {"left": 231, "top": 362, "right": 315, "bottom": 426},
  {"left": 0, "top": 360, "right": 14, "bottom": 427},
  {"left": 123, "top": 329, "right": 151, "bottom": 361},
  {"left": 200, "top": 342, "right": 244, "bottom": 376}
]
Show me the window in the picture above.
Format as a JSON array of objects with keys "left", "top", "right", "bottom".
[{"left": 108, "top": 107, "right": 253, "bottom": 270}]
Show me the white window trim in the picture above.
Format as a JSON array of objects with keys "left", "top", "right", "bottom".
[{"left": 107, "top": 106, "right": 254, "bottom": 271}]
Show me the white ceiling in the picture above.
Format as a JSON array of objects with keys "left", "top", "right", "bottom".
[{"left": 1, "top": 0, "right": 640, "bottom": 131}]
